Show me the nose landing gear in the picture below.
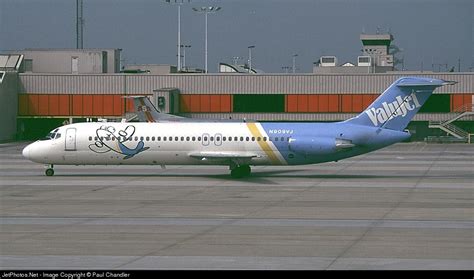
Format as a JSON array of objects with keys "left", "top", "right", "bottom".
[{"left": 45, "top": 165, "right": 54, "bottom": 176}]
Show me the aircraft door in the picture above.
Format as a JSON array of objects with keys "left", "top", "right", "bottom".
[
  {"left": 65, "top": 128, "right": 77, "bottom": 151},
  {"left": 202, "top": 133, "right": 210, "bottom": 146}
]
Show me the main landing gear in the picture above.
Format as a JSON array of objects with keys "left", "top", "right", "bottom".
[
  {"left": 230, "top": 164, "right": 251, "bottom": 178},
  {"left": 45, "top": 165, "right": 54, "bottom": 176}
]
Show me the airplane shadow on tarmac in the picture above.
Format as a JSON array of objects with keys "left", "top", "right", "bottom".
[{"left": 49, "top": 169, "right": 431, "bottom": 186}]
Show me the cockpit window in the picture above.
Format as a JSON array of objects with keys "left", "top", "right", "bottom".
[{"left": 40, "top": 129, "right": 60, "bottom": 141}]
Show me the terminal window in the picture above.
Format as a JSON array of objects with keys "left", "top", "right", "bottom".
[
  {"left": 233, "top": 94, "right": 285, "bottom": 113},
  {"left": 419, "top": 94, "right": 450, "bottom": 113}
]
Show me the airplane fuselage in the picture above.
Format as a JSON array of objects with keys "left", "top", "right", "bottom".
[{"left": 23, "top": 121, "right": 410, "bottom": 167}]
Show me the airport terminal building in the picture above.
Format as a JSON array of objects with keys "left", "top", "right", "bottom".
[{"left": 0, "top": 46, "right": 473, "bottom": 142}]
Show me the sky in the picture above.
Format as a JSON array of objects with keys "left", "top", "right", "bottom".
[{"left": 0, "top": 0, "right": 473, "bottom": 73}]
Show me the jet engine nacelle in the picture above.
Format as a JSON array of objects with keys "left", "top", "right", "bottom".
[
  {"left": 289, "top": 137, "right": 336, "bottom": 155},
  {"left": 289, "top": 137, "right": 354, "bottom": 156}
]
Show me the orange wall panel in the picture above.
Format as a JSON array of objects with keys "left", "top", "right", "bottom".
[
  {"left": 328, "top": 95, "right": 339, "bottom": 112},
  {"left": 37, "top": 95, "right": 49, "bottom": 115},
  {"left": 297, "top": 95, "right": 308, "bottom": 112},
  {"left": 82, "top": 95, "right": 93, "bottom": 116},
  {"left": 58, "top": 95, "right": 70, "bottom": 115},
  {"left": 220, "top": 95, "right": 232, "bottom": 112},
  {"left": 210, "top": 95, "right": 221, "bottom": 112},
  {"left": 28, "top": 95, "right": 39, "bottom": 115},
  {"left": 307, "top": 95, "right": 318, "bottom": 112},
  {"left": 48, "top": 95, "right": 59, "bottom": 116},
  {"left": 126, "top": 98, "right": 134, "bottom": 113},
  {"left": 464, "top": 95, "right": 472, "bottom": 111},
  {"left": 200, "top": 95, "right": 210, "bottom": 112},
  {"left": 18, "top": 95, "right": 29, "bottom": 115},
  {"left": 190, "top": 95, "right": 201, "bottom": 112},
  {"left": 72, "top": 95, "right": 82, "bottom": 116},
  {"left": 363, "top": 94, "right": 377, "bottom": 109},
  {"left": 92, "top": 95, "right": 103, "bottom": 115},
  {"left": 286, "top": 95, "right": 298, "bottom": 112},
  {"left": 352, "top": 94, "right": 364, "bottom": 112},
  {"left": 180, "top": 95, "right": 191, "bottom": 112},
  {"left": 318, "top": 95, "right": 329, "bottom": 112},
  {"left": 191, "top": 95, "right": 201, "bottom": 112},
  {"left": 113, "top": 95, "right": 123, "bottom": 115},
  {"left": 451, "top": 95, "right": 464, "bottom": 111},
  {"left": 102, "top": 95, "right": 113, "bottom": 115},
  {"left": 341, "top": 95, "right": 352, "bottom": 112}
]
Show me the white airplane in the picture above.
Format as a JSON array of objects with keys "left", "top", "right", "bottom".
[{"left": 22, "top": 77, "right": 456, "bottom": 178}]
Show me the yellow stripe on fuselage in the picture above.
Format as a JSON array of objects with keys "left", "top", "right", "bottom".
[{"left": 246, "top": 122, "right": 282, "bottom": 165}]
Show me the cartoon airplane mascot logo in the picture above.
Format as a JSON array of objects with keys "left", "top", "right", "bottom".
[{"left": 89, "top": 125, "right": 149, "bottom": 159}]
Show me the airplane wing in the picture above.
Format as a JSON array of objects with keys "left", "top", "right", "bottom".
[{"left": 188, "top": 151, "right": 258, "bottom": 164}]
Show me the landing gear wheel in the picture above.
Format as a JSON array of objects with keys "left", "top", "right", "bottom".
[{"left": 45, "top": 168, "right": 54, "bottom": 176}]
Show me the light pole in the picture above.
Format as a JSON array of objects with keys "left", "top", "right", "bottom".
[
  {"left": 192, "top": 6, "right": 221, "bottom": 73},
  {"left": 181, "top": 44, "right": 191, "bottom": 70},
  {"left": 292, "top": 54, "right": 298, "bottom": 73},
  {"left": 248, "top": 45, "right": 255, "bottom": 73},
  {"left": 165, "top": 0, "right": 190, "bottom": 72}
]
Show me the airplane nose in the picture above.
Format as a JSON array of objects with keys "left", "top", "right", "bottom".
[{"left": 22, "top": 144, "right": 31, "bottom": 159}]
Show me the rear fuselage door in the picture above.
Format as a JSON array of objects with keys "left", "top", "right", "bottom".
[{"left": 65, "top": 128, "right": 77, "bottom": 151}]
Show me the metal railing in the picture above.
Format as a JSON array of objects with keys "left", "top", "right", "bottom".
[{"left": 428, "top": 103, "right": 473, "bottom": 141}]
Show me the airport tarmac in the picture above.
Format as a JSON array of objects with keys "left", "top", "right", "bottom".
[{"left": 0, "top": 142, "right": 473, "bottom": 270}]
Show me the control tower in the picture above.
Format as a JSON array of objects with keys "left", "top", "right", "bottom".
[{"left": 360, "top": 33, "right": 394, "bottom": 68}]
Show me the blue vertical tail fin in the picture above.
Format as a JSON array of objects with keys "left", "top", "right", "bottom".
[{"left": 345, "top": 77, "right": 456, "bottom": 131}]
